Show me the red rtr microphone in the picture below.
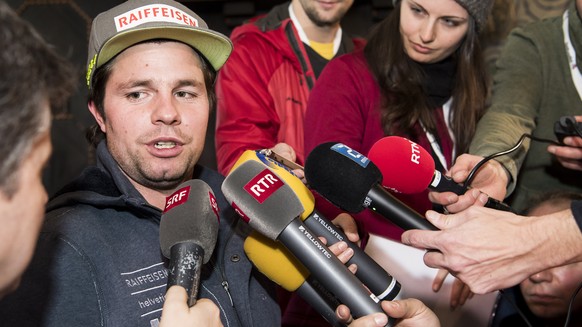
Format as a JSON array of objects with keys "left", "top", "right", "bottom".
[
  {"left": 368, "top": 136, "right": 513, "bottom": 212},
  {"left": 304, "top": 142, "right": 437, "bottom": 231}
]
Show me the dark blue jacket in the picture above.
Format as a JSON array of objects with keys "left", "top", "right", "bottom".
[{"left": 0, "top": 141, "right": 280, "bottom": 326}]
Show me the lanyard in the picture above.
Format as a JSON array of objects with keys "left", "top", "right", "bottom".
[
  {"left": 563, "top": 10, "right": 582, "bottom": 102},
  {"left": 421, "top": 98, "right": 454, "bottom": 170}
]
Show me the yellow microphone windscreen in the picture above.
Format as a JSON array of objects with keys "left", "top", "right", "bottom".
[{"left": 244, "top": 231, "right": 309, "bottom": 291}]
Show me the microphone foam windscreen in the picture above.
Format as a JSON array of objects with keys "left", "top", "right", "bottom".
[
  {"left": 222, "top": 160, "right": 304, "bottom": 240},
  {"left": 368, "top": 136, "right": 436, "bottom": 194},
  {"left": 244, "top": 231, "right": 309, "bottom": 291},
  {"left": 304, "top": 142, "right": 382, "bottom": 213},
  {"left": 231, "top": 150, "right": 316, "bottom": 220},
  {"left": 160, "top": 179, "right": 219, "bottom": 263}
]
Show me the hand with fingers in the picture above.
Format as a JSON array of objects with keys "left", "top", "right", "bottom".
[
  {"left": 159, "top": 286, "right": 223, "bottom": 327},
  {"left": 428, "top": 154, "right": 509, "bottom": 213},
  {"left": 337, "top": 298, "right": 440, "bottom": 327},
  {"left": 402, "top": 206, "right": 582, "bottom": 294}
]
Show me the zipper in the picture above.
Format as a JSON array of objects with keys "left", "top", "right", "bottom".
[
  {"left": 221, "top": 280, "right": 234, "bottom": 306},
  {"left": 218, "top": 216, "right": 245, "bottom": 326}
]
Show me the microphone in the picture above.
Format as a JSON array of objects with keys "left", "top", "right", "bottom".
[
  {"left": 367, "top": 136, "right": 514, "bottom": 212},
  {"left": 244, "top": 231, "right": 346, "bottom": 327},
  {"left": 222, "top": 160, "right": 392, "bottom": 324},
  {"left": 230, "top": 150, "right": 401, "bottom": 301},
  {"left": 159, "top": 179, "right": 220, "bottom": 306},
  {"left": 304, "top": 142, "right": 437, "bottom": 231}
]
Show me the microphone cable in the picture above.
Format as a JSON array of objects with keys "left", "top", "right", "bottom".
[
  {"left": 462, "top": 133, "right": 562, "bottom": 189},
  {"left": 496, "top": 288, "right": 533, "bottom": 327},
  {"left": 497, "top": 280, "right": 582, "bottom": 327},
  {"left": 563, "top": 280, "right": 582, "bottom": 327}
]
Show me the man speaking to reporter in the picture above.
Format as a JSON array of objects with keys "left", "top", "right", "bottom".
[{"left": 0, "top": 1, "right": 280, "bottom": 325}]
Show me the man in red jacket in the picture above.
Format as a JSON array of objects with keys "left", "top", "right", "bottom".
[
  {"left": 215, "top": 0, "right": 364, "bottom": 176},
  {"left": 215, "top": 1, "right": 364, "bottom": 326}
]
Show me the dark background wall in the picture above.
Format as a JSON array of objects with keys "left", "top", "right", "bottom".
[{"left": 4, "top": 0, "right": 572, "bottom": 196}]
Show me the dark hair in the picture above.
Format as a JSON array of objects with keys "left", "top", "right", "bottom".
[
  {"left": 86, "top": 39, "right": 218, "bottom": 147},
  {"left": 364, "top": 1, "right": 489, "bottom": 154},
  {"left": 0, "top": 2, "right": 75, "bottom": 197}
]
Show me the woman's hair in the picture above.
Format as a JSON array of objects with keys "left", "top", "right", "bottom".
[
  {"left": 364, "top": 1, "right": 489, "bottom": 154},
  {"left": 86, "top": 39, "right": 217, "bottom": 147}
]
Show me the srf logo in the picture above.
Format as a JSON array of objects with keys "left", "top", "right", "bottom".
[
  {"left": 230, "top": 201, "right": 249, "bottom": 223},
  {"left": 243, "top": 169, "right": 284, "bottom": 204},
  {"left": 164, "top": 186, "right": 190, "bottom": 212},
  {"left": 208, "top": 191, "right": 219, "bottom": 221}
]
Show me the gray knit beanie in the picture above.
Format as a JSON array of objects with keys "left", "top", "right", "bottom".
[
  {"left": 456, "top": 0, "right": 494, "bottom": 32},
  {"left": 393, "top": 0, "right": 494, "bottom": 33}
]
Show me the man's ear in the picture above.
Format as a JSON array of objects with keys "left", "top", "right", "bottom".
[{"left": 88, "top": 101, "right": 106, "bottom": 133}]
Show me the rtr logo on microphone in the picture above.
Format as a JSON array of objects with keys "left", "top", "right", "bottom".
[
  {"left": 406, "top": 139, "right": 422, "bottom": 165},
  {"left": 243, "top": 169, "right": 284, "bottom": 203}
]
